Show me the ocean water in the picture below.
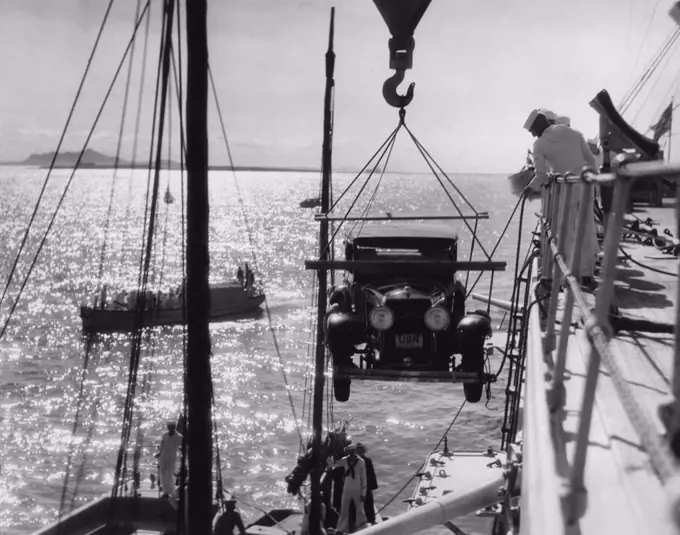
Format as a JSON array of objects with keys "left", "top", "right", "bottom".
[{"left": 0, "top": 167, "right": 537, "bottom": 534}]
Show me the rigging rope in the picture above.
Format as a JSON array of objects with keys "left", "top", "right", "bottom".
[
  {"left": 207, "top": 63, "right": 305, "bottom": 450},
  {"left": 620, "top": 28, "right": 680, "bottom": 115},
  {"left": 0, "top": 0, "right": 117, "bottom": 316},
  {"left": 375, "top": 401, "right": 468, "bottom": 515},
  {"left": 96, "top": 0, "right": 144, "bottom": 295},
  {"left": 111, "top": 0, "right": 174, "bottom": 514},
  {"left": 0, "top": 1, "right": 152, "bottom": 340}
]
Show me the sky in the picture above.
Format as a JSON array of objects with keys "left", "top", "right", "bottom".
[{"left": 1, "top": 0, "right": 680, "bottom": 173}]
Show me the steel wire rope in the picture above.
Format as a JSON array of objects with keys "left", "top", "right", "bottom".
[
  {"left": 168, "top": 4, "right": 191, "bottom": 524},
  {"left": 620, "top": 28, "right": 679, "bottom": 111},
  {"left": 375, "top": 401, "right": 468, "bottom": 515},
  {"left": 301, "top": 278, "right": 320, "bottom": 452},
  {"left": 0, "top": 0, "right": 117, "bottom": 314},
  {"left": 623, "top": 0, "right": 665, "bottom": 95},
  {"left": 466, "top": 195, "right": 526, "bottom": 297},
  {"left": 620, "top": 28, "right": 680, "bottom": 112},
  {"left": 68, "top": 0, "right": 148, "bottom": 510},
  {"left": 402, "top": 124, "right": 492, "bottom": 260},
  {"left": 69, "top": 392, "right": 105, "bottom": 511},
  {"left": 325, "top": 125, "right": 401, "bottom": 213},
  {"left": 95, "top": 0, "right": 145, "bottom": 299},
  {"left": 111, "top": 0, "right": 174, "bottom": 511},
  {"left": 631, "top": 44, "right": 680, "bottom": 126},
  {"left": 0, "top": 1, "right": 152, "bottom": 341},
  {"left": 57, "top": 338, "right": 99, "bottom": 519},
  {"left": 135, "top": 0, "right": 174, "bottom": 293},
  {"left": 207, "top": 63, "right": 304, "bottom": 450},
  {"left": 402, "top": 123, "right": 480, "bottom": 216},
  {"left": 348, "top": 130, "right": 399, "bottom": 238},
  {"left": 621, "top": 29, "right": 680, "bottom": 115},
  {"left": 155, "top": 76, "right": 175, "bottom": 290},
  {"left": 57, "top": 2, "right": 149, "bottom": 517},
  {"left": 117, "top": 0, "right": 153, "bottom": 271},
  {"left": 320, "top": 127, "right": 402, "bottom": 258}
]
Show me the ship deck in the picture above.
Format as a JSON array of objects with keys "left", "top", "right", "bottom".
[{"left": 525, "top": 197, "right": 679, "bottom": 535}]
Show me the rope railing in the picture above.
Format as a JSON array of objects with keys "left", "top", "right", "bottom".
[{"left": 532, "top": 158, "right": 680, "bottom": 527}]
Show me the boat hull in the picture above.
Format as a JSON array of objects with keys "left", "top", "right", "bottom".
[{"left": 80, "top": 284, "right": 265, "bottom": 332}]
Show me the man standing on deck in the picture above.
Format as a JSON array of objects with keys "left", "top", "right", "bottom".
[
  {"left": 156, "top": 421, "right": 183, "bottom": 499},
  {"left": 333, "top": 444, "right": 367, "bottom": 533},
  {"left": 524, "top": 109, "right": 599, "bottom": 289},
  {"left": 355, "top": 443, "right": 378, "bottom": 525}
]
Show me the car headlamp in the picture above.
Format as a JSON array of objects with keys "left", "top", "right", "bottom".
[
  {"left": 424, "top": 306, "right": 450, "bottom": 331},
  {"left": 369, "top": 306, "right": 394, "bottom": 331}
]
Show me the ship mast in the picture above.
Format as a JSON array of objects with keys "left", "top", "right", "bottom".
[
  {"left": 309, "top": 8, "right": 335, "bottom": 534},
  {"left": 185, "top": 0, "right": 213, "bottom": 532}
]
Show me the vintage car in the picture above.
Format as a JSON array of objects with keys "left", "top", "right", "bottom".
[{"left": 324, "top": 223, "right": 491, "bottom": 403}]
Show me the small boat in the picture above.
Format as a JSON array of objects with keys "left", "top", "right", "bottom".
[
  {"left": 300, "top": 196, "right": 321, "bottom": 208},
  {"left": 80, "top": 280, "right": 264, "bottom": 333}
]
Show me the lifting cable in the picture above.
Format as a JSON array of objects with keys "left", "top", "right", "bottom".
[
  {"left": 0, "top": 1, "right": 151, "bottom": 341},
  {"left": 348, "top": 128, "right": 399, "bottom": 238},
  {"left": 465, "top": 194, "right": 526, "bottom": 299},
  {"left": 375, "top": 401, "right": 468, "bottom": 515},
  {"left": 320, "top": 112, "right": 495, "bottom": 266},
  {"left": 207, "top": 64, "right": 304, "bottom": 450},
  {"left": 320, "top": 124, "right": 401, "bottom": 258},
  {"left": 0, "top": 0, "right": 116, "bottom": 315}
]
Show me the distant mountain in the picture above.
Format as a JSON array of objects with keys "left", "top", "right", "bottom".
[
  {"left": 0, "top": 150, "right": 341, "bottom": 173},
  {"left": 22, "top": 149, "right": 131, "bottom": 168}
]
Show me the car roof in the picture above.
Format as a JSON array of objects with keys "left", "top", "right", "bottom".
[{"left": 347, "top": 223, "right": 458, "bottom": 244}]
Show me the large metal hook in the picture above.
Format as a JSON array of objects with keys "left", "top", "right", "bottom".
[{"left": 382, "top": 69, "right": 415, "bottom": 109}]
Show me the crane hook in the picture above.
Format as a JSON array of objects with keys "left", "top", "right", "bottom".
[{"left": 382, "top": 69, "right": 415, "bottom": 109}]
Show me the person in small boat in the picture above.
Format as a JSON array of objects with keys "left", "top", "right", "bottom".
[
  {"left": 113, "top": 291, "right": 127, "bottom": 309},
  {"left": 166, "top": 288, "right": 178, "bottom": 308},
  {"left": 213, "top": 499, "right": 247, "bottom": 535},
  {"left": 97, "top": 284, "right": 108, "bottom": 309},
  {"left": 236, "top": 265, "right": 244, "bottom": 286},
  {"left": 524, "top": 108, "right": 599, "bottom": 290},
  {"left": 355, "top": 443, "right": 377, "bottom": 525},
  {"left": 155, "top": 421, "right": 183, "bottom": 499},
  {"left": 333, "top": 444, "right": 367, "bottom": 533}
]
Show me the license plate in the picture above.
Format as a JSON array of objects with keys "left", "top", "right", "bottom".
[{"left": 395, "top": 333, "right": 423, "bottom": 349}]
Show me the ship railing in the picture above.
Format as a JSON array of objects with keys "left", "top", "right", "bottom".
[{"left": 531, "top": 159, "right": 680, "bottom": 527}]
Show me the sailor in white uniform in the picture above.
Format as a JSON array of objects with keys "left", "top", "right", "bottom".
[
  {"left": 334, "top": 445, "right": 367, "bottom": 533},
  {"left": 524, "top": 109, "right": 599, "bottom": 288},
  {"left": 156, "top": 421, "right": 183, "bottom": 499}
]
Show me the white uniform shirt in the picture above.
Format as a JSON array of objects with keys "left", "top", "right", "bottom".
[
  {"left": 159, "top": 431, "right": 183, "bottom": 469},
  {"left": 532, "top": 124, "right": 597, "bottom": 187},
  {"left": 336, "top": 455, "right": 367, "bottom": 496}
]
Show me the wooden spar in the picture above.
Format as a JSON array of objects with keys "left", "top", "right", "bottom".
[
  {"left": 185, "top": 0, "right": 213, "bottom": 532},
  {"left": 469, "top": 292, "right": 521, "bottom": 313},
  {"left": 309, "top": 7, "right": 335, "bottom": 535},
  {"left": 355, "top": 475, "right": 506, "bottom": 535}
]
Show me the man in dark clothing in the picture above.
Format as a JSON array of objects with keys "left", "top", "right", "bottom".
[
  {"left": 355, "top": 443, "right": 378, "bottom": 524},
  {"left": 213, "top": 500, "right": 246, "bottom": 535}
]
